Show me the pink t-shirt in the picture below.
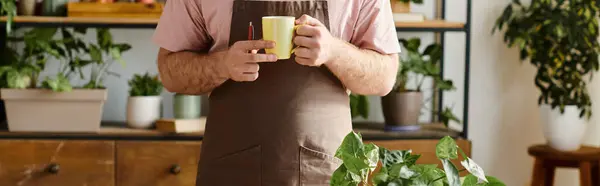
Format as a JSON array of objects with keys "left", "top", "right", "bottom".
[{"left": 152, "top": 0, "right": 401, "bottom": 55}]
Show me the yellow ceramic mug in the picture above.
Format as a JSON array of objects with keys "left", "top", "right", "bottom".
[{"left": 262, "top": 16, "right": 301, "bottom": 60}]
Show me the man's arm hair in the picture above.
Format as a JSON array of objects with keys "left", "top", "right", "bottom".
[
  {"left": 325, "top": 38, "right": 399, "bottom": 96},
  {"left": 157, "top": 48, "right": 228, "bottom": 95}
]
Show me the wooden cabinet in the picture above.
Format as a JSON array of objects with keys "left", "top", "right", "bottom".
[
  {"left": 0, "top": 135, "right": 469, "bottom": 185},
  {"left": 116, "top": 141, "right": 202, "bottom": 186},
  {"left": 0, "top": 140, "right": 115, "bottom": 186}
]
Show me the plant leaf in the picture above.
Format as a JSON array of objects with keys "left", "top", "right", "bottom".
[
  {"left": 462, "top": 175, "right": 506, "bottom": 186},
  {"left": 461, "top": 158, "right": 488, "bottom": 183},
  {"left": 441, "top": 159, "right": 461, "bottom": 186},
  {"left": 436, "top": 136, "right": 458, "bottom": 159}
]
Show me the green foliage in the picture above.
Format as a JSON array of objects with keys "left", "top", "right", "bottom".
[
  {"left": 0, "top": 27, "right": 131, "bottom": 92},
  {"left": 492, "top": 0, "right": 600, "bottom": 119},
  {"left": 331, "top": 132, "right": 380, "bottom": 186},
  {"left": 0, "top": 28, "right": 62, "bottom": 89},
  {"left": 331, "top": 132, "right": 507, "bottom": 186},
  {"left": 0, "top": 0, "right": 16, "bottom": 34},
  {"left": 395, "top": 38, "right": 461, "bottom": 127},
  {"left": 350, "top": 94, "right": 369, "bottom": 119},
  {"left": 128, "top": 72, "right": 163, "bottom": 96}
]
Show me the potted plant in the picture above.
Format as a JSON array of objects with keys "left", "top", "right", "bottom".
[
  {"left": 390, "top": 0, "right": 423, "bottom": 13},
  {"left": 126, "top": 72, "right": 163, "bottom": 129},
  {"left": 382, "top": 37, "right": 460, "bottom": 131},
  {"left": 0, "top": 27, "right": 131, "bottom": 132},
  {"left": 330, "top": 131, "right": 506, "bottom": 186},
  {"left": 493, "top": 0, "right": 600, "bottom": 151}
]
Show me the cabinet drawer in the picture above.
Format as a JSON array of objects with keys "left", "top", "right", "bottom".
[
  {"left": 116, "top": 141, "right": 202, "bottom": 186},
  {"left": 0, "top": 140, "right": 115, "bottom": 186}
]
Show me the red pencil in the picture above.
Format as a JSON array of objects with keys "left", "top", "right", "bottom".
[{"left": 248, "top": 22, "right": 254, "bottom": 40}]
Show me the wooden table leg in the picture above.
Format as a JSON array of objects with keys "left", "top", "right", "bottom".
[
  {"left": 591, "top": 162, "right": 600, "bottom": 186},
  {"left": 532, "top": 158, "right": 553, "bottom": 186},
  {"left": 580, "top": 161, "right": 593, "bottom": 186}
]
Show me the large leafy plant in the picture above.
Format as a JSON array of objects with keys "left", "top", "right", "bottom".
[
  {"left": 0, "top": 27, "right": 131, "bottom": 92},
  {"left": 493, "top": 0, "right": 600, "bottom": 119},
  {"left": 393, "top": 38, "right": 460, "bottom": 127},
  {"left": 128, "top": 72, "right": 163, "bottom": 96},
  {"left": 331, "top": 132, "right": 506, "bottom": 186},
  {"left": 0, "top": 28, "right": 64, "bottom": 89}
]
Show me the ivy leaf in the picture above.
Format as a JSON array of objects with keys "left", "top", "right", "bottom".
[
  {"left": 358, "top": 95, "right": 369, "bottom": 119},
  {"left": 461, "top": 158, "right": 488, "bottom": 183},
  {"left": 462, "top": 175, "right": 506, "bottom": 186},
  {"left": 363, "top": 143, "right": 380, "bottom": 171},
  {"left": 330, "top": 165, "right": 360, "bottom": 186},
  {"left": 6, "top": 70, "right": 31, "bottom": 89},
  {"left": 335, "top": 132, "right": 367, "bottom": 174},
  {"left": 411, "top": 164, "right": 446, "bottom": 186},
  {"left": 441, "top": 159, "right": 461, "bottom": 186},
  {"left": 380, "top": 149, "right": 421, "bottom": 168},
  {"left": 436, "top": 136, "right": 458, "bottom": 159}
]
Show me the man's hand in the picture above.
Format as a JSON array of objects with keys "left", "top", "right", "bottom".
[
  {"left": 220, "top": 40, "right": 278, "bottom": 82},
  {"left": 293, "top": 15, "right": 337, "bottom": 67}
]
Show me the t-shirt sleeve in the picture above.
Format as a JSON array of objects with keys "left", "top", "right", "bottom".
[
  {"left": 152, "top": 0, "right": 211, "bottom": 52},
  {"left": 350, "top": 0, "right": 401, "bottom": 54}
]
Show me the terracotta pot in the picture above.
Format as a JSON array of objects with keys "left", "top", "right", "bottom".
[
  {"left": 390, "top": 0, "right": 410, "bottom": 13},
  {"left": 381, "top": 91, "right": 423, "bottom": 131},
  {"left": 1, "top": 89, "right": 107, "bottom": 132}
]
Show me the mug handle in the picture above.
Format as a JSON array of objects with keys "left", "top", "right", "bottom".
[{"left": 291, "top": 24, "right": 304, "bottom": 54}]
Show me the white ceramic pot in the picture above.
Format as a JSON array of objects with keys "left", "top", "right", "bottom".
[
  {"left": 126, "top": 96, "right": 162, "bottom": 129},
  {"left": 540, "top": 104, "right": 587, "bottom": 151}
]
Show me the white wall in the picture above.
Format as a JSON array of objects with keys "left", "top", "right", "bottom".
[{"left": 35, "top": 0, "right": 600, "bottom": 185}]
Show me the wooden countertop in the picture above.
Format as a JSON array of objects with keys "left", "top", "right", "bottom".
[{"left": 0, "top": 121, "right": 462, "bottom": 141}]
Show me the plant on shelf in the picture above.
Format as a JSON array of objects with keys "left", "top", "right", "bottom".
[
  {"left": 128, "top": 72, "right": 163, "bottom": 97},
  {"left": 330, "top": 131, "right": 506, "bottom": 186},
  {"left": 127, "top": 72, "right": 163, "bottom": 129},
  {"left": 381, "top": 37, "right": 460, "bottom": 131},
  {"left": 0, "top": 28, "right": 63, "bottom": 89},
  {"left": 493, "top": 0, "right": 600, "bottom": 151},
  {"left": 0, "top": 27, "right": 132, "bottom": 133}
]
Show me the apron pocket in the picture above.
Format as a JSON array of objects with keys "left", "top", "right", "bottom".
[
  {"left": 299, "top": 146, "right": 343, "bottom": 186},
  {"left": 205, "top": 145, "right": 262, "bottom": 186}
]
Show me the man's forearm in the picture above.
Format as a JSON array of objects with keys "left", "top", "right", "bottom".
[
  {"left": 157, "top": 48, "right": 228, "bottom": 95},
  {"left": 325, "top": 39, "right": 399, "bottom": 96}
]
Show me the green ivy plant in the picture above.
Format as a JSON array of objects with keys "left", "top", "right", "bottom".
[
  {"left": 350, "top": 94, "right": 370, "bottom": 119},
  {"left": 492, "top": 0, "right": 600, "bottom": 119},
  {"left": 393, "top": 37, "right": 460, "bottom": 127},
  {"left": 128, "top": 72, "right": 163, "bottom": 97},
  {"left": 331, "top": 132, "right": 506, "bottom": 186}
]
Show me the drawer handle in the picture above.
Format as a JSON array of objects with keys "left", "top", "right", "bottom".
[
  {"left": 170, "top": 164, "right": 181, "bottom": 175},
  {"left": 46, "top": 163, "right": 60, "bottom": 174}
]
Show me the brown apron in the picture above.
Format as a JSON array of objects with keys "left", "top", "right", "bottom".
[{"left": 196, "top": 0, "right": 352, "bottom": 185}]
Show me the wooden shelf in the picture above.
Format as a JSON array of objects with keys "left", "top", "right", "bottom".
[
  {"left": 0, "top": 16, "right": 158, "bottom": 28},
  {"left": 395, "top": 20, "right": 466, "bottom": 32}
]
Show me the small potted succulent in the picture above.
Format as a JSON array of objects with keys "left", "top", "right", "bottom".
[
  {"left": 381, "top": 37, "right": 460, "bottom": 131},
  {"left": 126, "top": 72, "right": 163, "bottom": 129}
]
